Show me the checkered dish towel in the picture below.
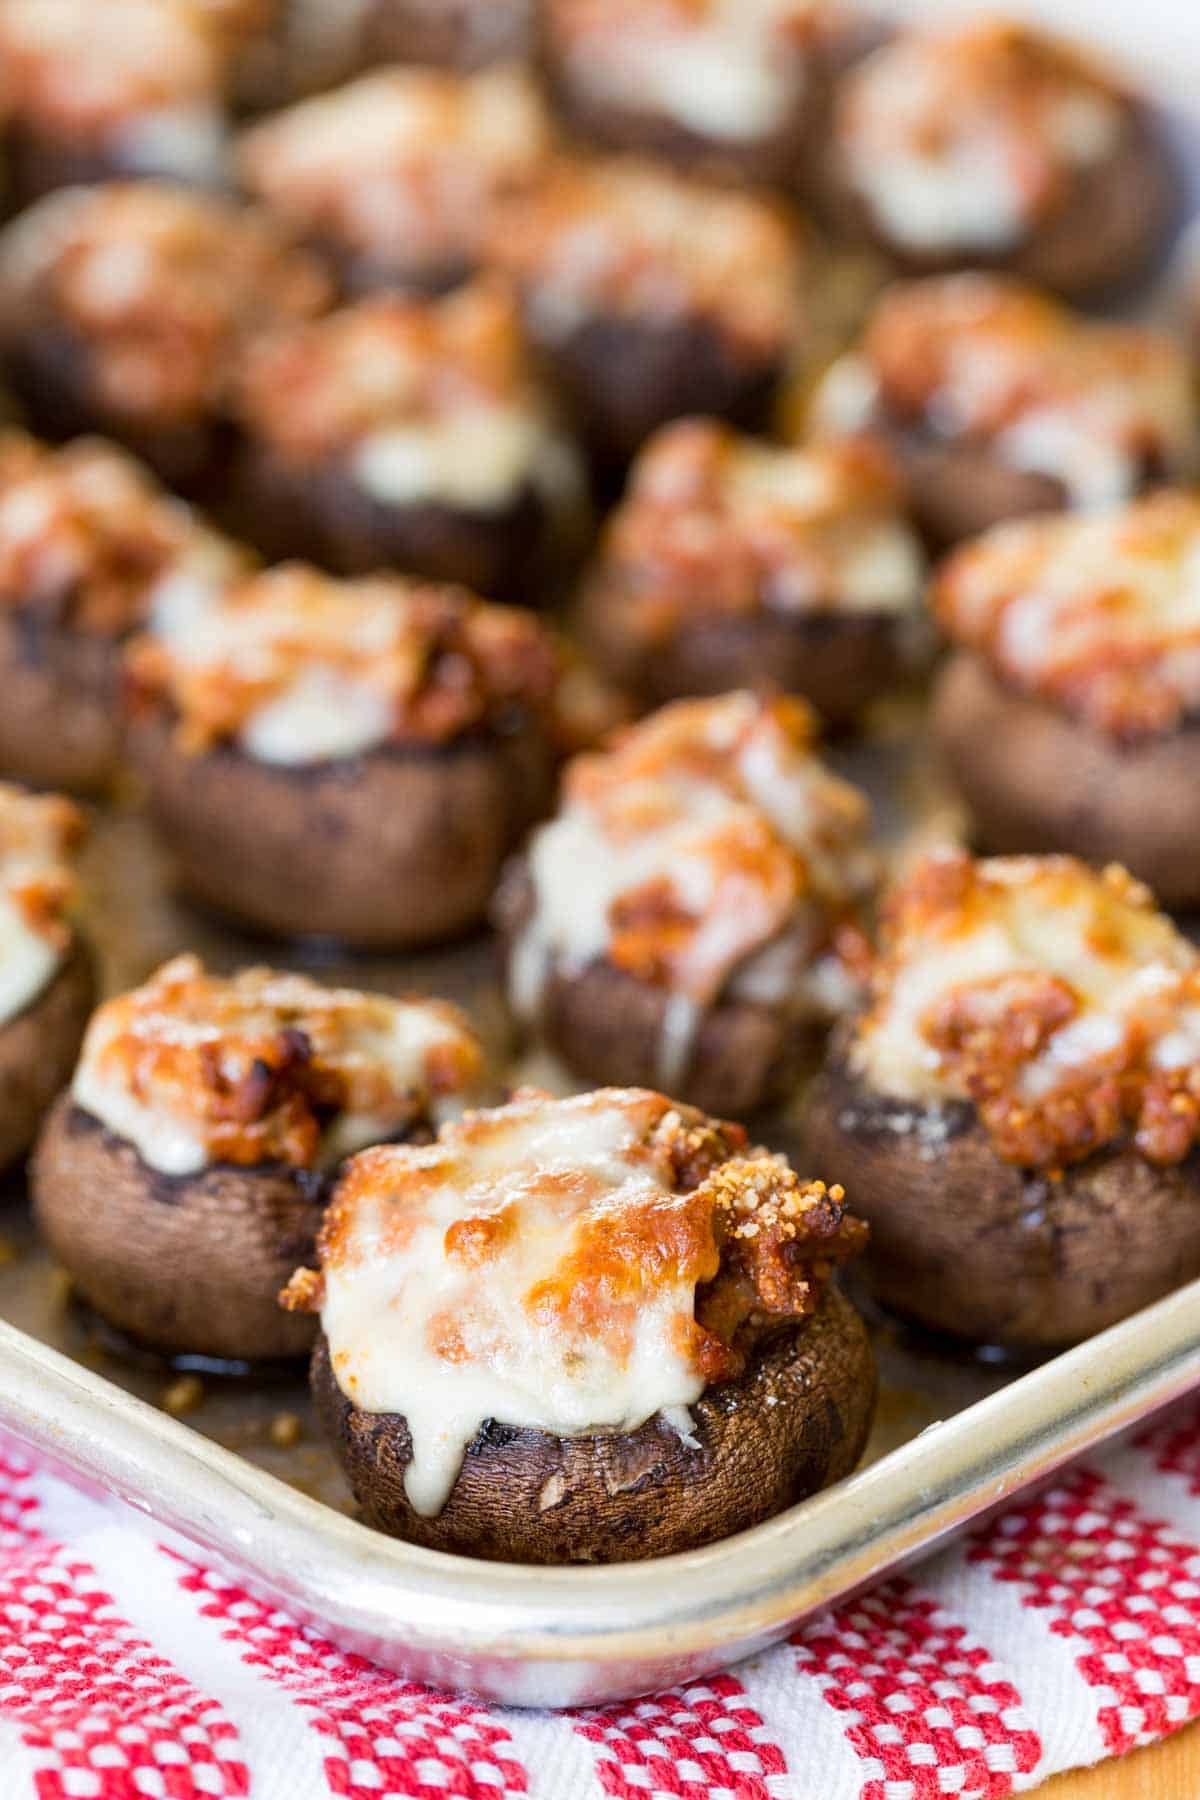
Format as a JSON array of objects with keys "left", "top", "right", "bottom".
[{"left": 2, "top": 1397, "right": 1200, "bottom": 1800}]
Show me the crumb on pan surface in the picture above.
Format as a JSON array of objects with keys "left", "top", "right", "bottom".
[
  {"left": 854, "top": 849, "right": 1200, "bottom": 1171},
  {"left": 71, "top": 953, "right": 483, "bottom": 1177},
  {"left": 283, "top": 1084, "right": 866, "bottom": 1515}
]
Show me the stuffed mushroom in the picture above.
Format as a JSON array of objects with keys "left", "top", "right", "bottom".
[
  {"left": 577, "top": 420, "right": 926, "bottom": 724},
  {"left": 495, "top": 691, "right": 875, "bottom": 1115},
  {"left": 825, "top": 18, "right": 1175, "bottom": 300},
  {"left": 125, "top": 563, "right": 578, "bottom": 947},
  {"left": 931, "top": 491, "right": 1200, "bottom": 909},
  {"left": 0, "top": 785, "right": 93, "bottom": 1171},
  {"left": 0, "top": 431, "right": 247, "bottom": 795},
  {"left": 0, "top": 0, "right": 235, "bottom": 203},
  {"left": 0, "top": 183, "right": 331, "bottom": 495},
  {"left": 33, "top": 956, "right": 483, "bottom": 1363},
  {"left": 484, "top": 155, "right": 804, "bottom": 469},
  {"left": 229, "top": 282, "right": 585, "bottom": 602},
  {"left": 806, "top": 850, "right": 1200, "bottom": 1350},
  {"left": 540, "top": 0, "right": 859, "bottom": 189},
  {"left": 282, "top": 1085, "right": 875, "bottom": 1562},
  {"left": 237, "top": 64, "right": 550, "bottom": 296},
  {"left": 809, "top": 273, "right": 1196, "bottom": 550}
]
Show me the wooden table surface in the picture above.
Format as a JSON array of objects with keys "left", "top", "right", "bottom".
[{"left": 1041, "top": 1720, "right": 1200, "bottom": 1797}]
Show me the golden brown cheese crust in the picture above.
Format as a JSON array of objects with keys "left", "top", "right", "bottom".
[
  {"left": 81, "top": 955, "right": 482, "bottom": 1171},
  {"left": 125, "top": 562, "right": 567, "bottom": 754},
  {"left": 836, "top": 20, "right": 1134, "bottom": 240},
  {"left": 0, "top": 0, "right": 229, "bottom": 133},
  {"left": 290, "top": 1085, "right": 866, "bottom": 1384},
  {"left": 234, "top": 282, "right": 545, "bottom": 463},
  {"left": 485, "top": 155, "right": 802, "bottom": 358},
  {"left": 0, "top": 785, "right": 84, "bottom": 950},
  {"left": 934, "top": 491, "right": 1200, "bottom": 741},
  {"left": 588, "top": 420, "right": 920, "bottom": 638},
  {"left": 0, "top": 431, "right": 239, "bottom": 639},
  {"left": 237, "top": 64, "right": 550, "bottom": 276},
  {"left": 858, "top": 851, "right": 1200, "bottom": 1171},
  {"left": 0, "top": 185, "right": 331, "bottom": 431}
]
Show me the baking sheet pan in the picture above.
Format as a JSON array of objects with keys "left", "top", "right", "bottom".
[{"left": 0, "top": 730, "right": 1195, "bottom": 1708}]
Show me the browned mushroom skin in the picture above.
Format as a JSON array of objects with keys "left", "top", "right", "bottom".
[
  {"left": 494, "top": 866, "right": 821, "bottom": 1115},
  {"left": 0, "top": 612, "right": 125, "bottom": 795},
  {"left": 825, "top": 105, "right": 1177, "bottom": 303},
  {"left": 526, "top": 311, "right": 785, "bottom": 473},
  {"left": 0, "top": 936, "right": 94, "bottom": 1172},
  {"left": 129, "top": 712, "right": 557, "bottom": 948},
  {"left": 577, "top": 582, "right": 916, "bottom": 725},
  {"left": 361, "top": 0, "right": 532, "bottom": 70},
  {"left": 541, "top": 61, "right": 826, "bottom": 192},
  {"left": 33, "top": 1095, "right": 323, "bottom": 1362},
  {"left": 2, "top": 324, "right": 237, "bottom": 499},
  {"left": 805, "top": 1030, "right": 1200, "bottom": 1349},
  {"left": 933, "top": 650, "right": 1200, "bottom": 910},
  {"left": 311, "top": 1282, "right": 875, "bottom": 1563},
  {"left": 228, "top": 451, "right": 583, "bottom": 607},
  {"left": 873, "top": 432, "right": 1068, "bottom": 553}
]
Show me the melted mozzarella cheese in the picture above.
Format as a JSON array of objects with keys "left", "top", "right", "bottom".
[
  {"left": 353, "top": 408, "right": 578, "bottom": 512},
  {"left": 0, "top": 892, "right": 60, "bottom": 1029},
  {"left": 73, "top": 977, "right": 475, "bottom": 1177},
  {"left": 319, "top": 1091, "right": 709, "bottom": 1514},
  {"left": 510, "top": 694, "right": 871, "bottom": 1085},
  {"left": 855, "top": 858, "right": 1197, "bottom": 1105}
]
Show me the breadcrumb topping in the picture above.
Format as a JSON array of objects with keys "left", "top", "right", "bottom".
[{"left": 854, "top": 849, "right": 1200, "bottom": 1170}]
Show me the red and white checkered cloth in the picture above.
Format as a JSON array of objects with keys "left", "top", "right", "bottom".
[{"left": 2, "top": 1399, "right": 1200, "bottom": 1800}]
